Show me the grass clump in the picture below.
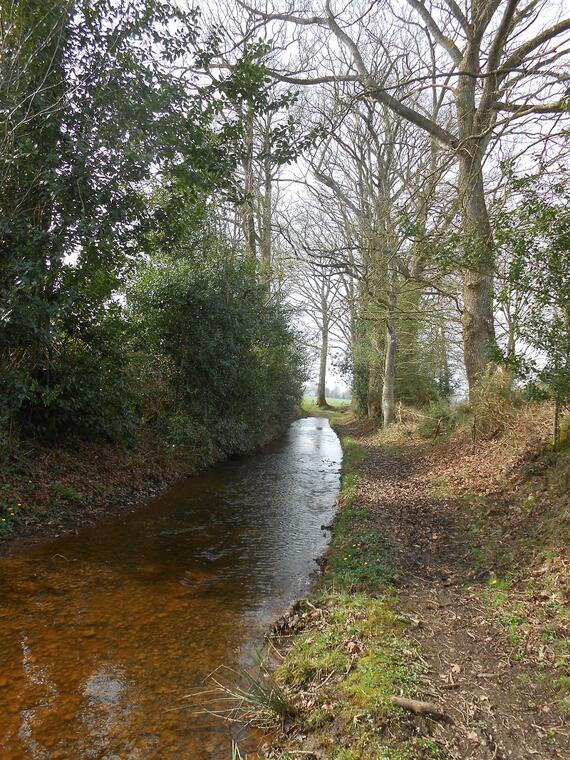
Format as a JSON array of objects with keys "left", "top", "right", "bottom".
[
  {"left": 52, "top": 483, "right": 81, "bottom": 502},
  {"left": 188, "top": 664, "right": 295, "bottom": 733}
]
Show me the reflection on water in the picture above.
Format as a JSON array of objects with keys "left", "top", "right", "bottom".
[{"left": 0, "top": 417, "right": 341, "bottom": 759}]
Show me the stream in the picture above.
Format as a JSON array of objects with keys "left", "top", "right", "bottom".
[{"left": 0, "top": 416, "right": 342, "bottom": 759}]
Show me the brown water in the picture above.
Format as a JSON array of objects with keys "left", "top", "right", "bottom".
[{"left": 0, "top": 417, "right": 341, "bottom": 759}]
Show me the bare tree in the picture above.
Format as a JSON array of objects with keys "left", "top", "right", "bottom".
[
  {"left": 239, "top": 0, "right": 570, "bottom": 393},
  {"left": 279, "top": 209, "right": 349, "bottom": 407},
  {"left": 293, "top": 79, "right": 454, "bottom": 423}
]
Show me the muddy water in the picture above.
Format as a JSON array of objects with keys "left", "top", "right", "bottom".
[{"left": 0, "top": 417, "right": 341, "bottom": 759}]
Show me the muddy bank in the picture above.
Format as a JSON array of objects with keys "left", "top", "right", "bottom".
[{"left": 0, "top": 416, "right": 298, "bottom": 555}]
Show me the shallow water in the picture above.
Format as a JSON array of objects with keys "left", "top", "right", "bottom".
[{"left": 0, "top": 417, "right": 341, "bottom": 759}]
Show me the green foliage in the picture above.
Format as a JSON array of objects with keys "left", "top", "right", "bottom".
[
  {"left": 493, "top": 171, "right": 570, "bottom": 443},
  {"left": 9, "top": 307, "right": 138, "bottom": 443},
  {"left": 131, "top": 251, "right": 306, "bottom": 456},
  {"left": 0, "top": 2, "right": 310, "bottom": 455},
  {"left": 0, "top": 495, "right": 22, "bottom": 536},
  {"left": 0, "top": 0, "right": 199, "bottom": 446}
]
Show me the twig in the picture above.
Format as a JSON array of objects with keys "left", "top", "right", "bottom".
[{"left": 391, "top": 696, "right": 452, "bottom": 722}]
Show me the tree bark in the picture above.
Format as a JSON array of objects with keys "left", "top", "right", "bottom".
[
  {"left": 453, "top": 29, "right": 496, "bottom": 395},
  {"left": 439, "top": 323, "right": 451, "bottom": 398},
  {"left": 241, "top": 104, "right": 257, "bottom": 260},
  {"left": 382, "top": 290, "right": 397, "bottom": 427},
  {"left": 366, "top": 321, "right": 384, "bottom": 418},
  {"left": 458, "top": 149, "right": 496, "bottom": 394},
  {"left": 260, "top": 117, "right": 272, "bottom": 282},
  {"left": 317, "top": 303, "right": 329, "bottom": 407}
]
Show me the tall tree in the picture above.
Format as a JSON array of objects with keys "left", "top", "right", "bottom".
[{"left": 241, "top": 0, "right": 570, "bottom": 393}]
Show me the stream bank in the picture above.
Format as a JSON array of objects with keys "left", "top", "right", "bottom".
[
  {"left": 263, "top": 405, "right": 569, "bottom": 760},
  {"left": 0, "top": 411, "right": 300, "bottom": 554}
]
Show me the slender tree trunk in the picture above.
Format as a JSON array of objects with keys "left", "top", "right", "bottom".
[
  {"left": 382, "top": 290, "right": 397, "bottom": 427},
  {"left": 241, "top": 104, "right": 257, "bottom": 260},
  {"left": 317, "top": 307, "right": 329, "bottom": 408},
  {"left": 351, "top": 316, "right": 370, "bottom": 416},
  {"left": 439, "top": 323, "right": 451, "bottom": 398},
  {"left": 260, "top": 121, "right": 272, "bottom": 283}
]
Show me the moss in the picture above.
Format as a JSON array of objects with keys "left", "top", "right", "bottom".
[{"left": 274, "top": 592, "right": 429, "bottom": 759}]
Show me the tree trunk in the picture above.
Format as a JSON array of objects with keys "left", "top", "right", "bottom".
[
  {"left": 241, "top": 104, "right": 257, "bottom": 260},
  {"left": 350, "top": 318, "right": 370, "bottom": 416},
  {"left": 439, "top": 323, "right": 451, "bottom": 398},
  {"left": 458, "top": 149, "right": 495, "bottom": 395},
  {"left": 317, "top": 307, "right": 329, "bottom": 407},
  {"left": 382, "top": 291, "right": 397, "bottom": 427},
  {"left": 367, "top": 322, "right": 383, "bottom": 418},
  {"left": 260, "top": 120, "right": 272, "bottom": 283}
]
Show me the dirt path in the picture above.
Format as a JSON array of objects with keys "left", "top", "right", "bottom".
[{"left": 351, "top": 428, "right": 569, "bottom": 760}]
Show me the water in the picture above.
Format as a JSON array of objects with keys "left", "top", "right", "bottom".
[{"left": 0, "top": 417, "right": 342, "bottom": 759}]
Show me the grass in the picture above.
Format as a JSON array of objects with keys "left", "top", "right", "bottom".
[
  {"left": 273, "top": 591, "right": 426, "bottom": 760},
  {"left": 52, "top": 483, "right": 81, "bottom": 501},
  {"left": 187, "top": 664, "right": 295, "bottom": 733},
  {"left": 323, "top": 427, "right": 394, "bottom": 593},
  {"left": 301, "top": 397, "right": 351, "bottom": 424},
  {"left": 326, "top": 504, "right": 393, "bottom": 591},
  {"left": 341, "top": 435, "right": 369, "bottom": 470}
]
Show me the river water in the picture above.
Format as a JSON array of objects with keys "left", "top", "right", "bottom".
[{"left": 0, "top": 417, "right": 342, "bottom": 759}]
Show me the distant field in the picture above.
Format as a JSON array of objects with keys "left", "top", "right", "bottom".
[{"left": 302, "top": 396, "right": 351, "bottom": 410}]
